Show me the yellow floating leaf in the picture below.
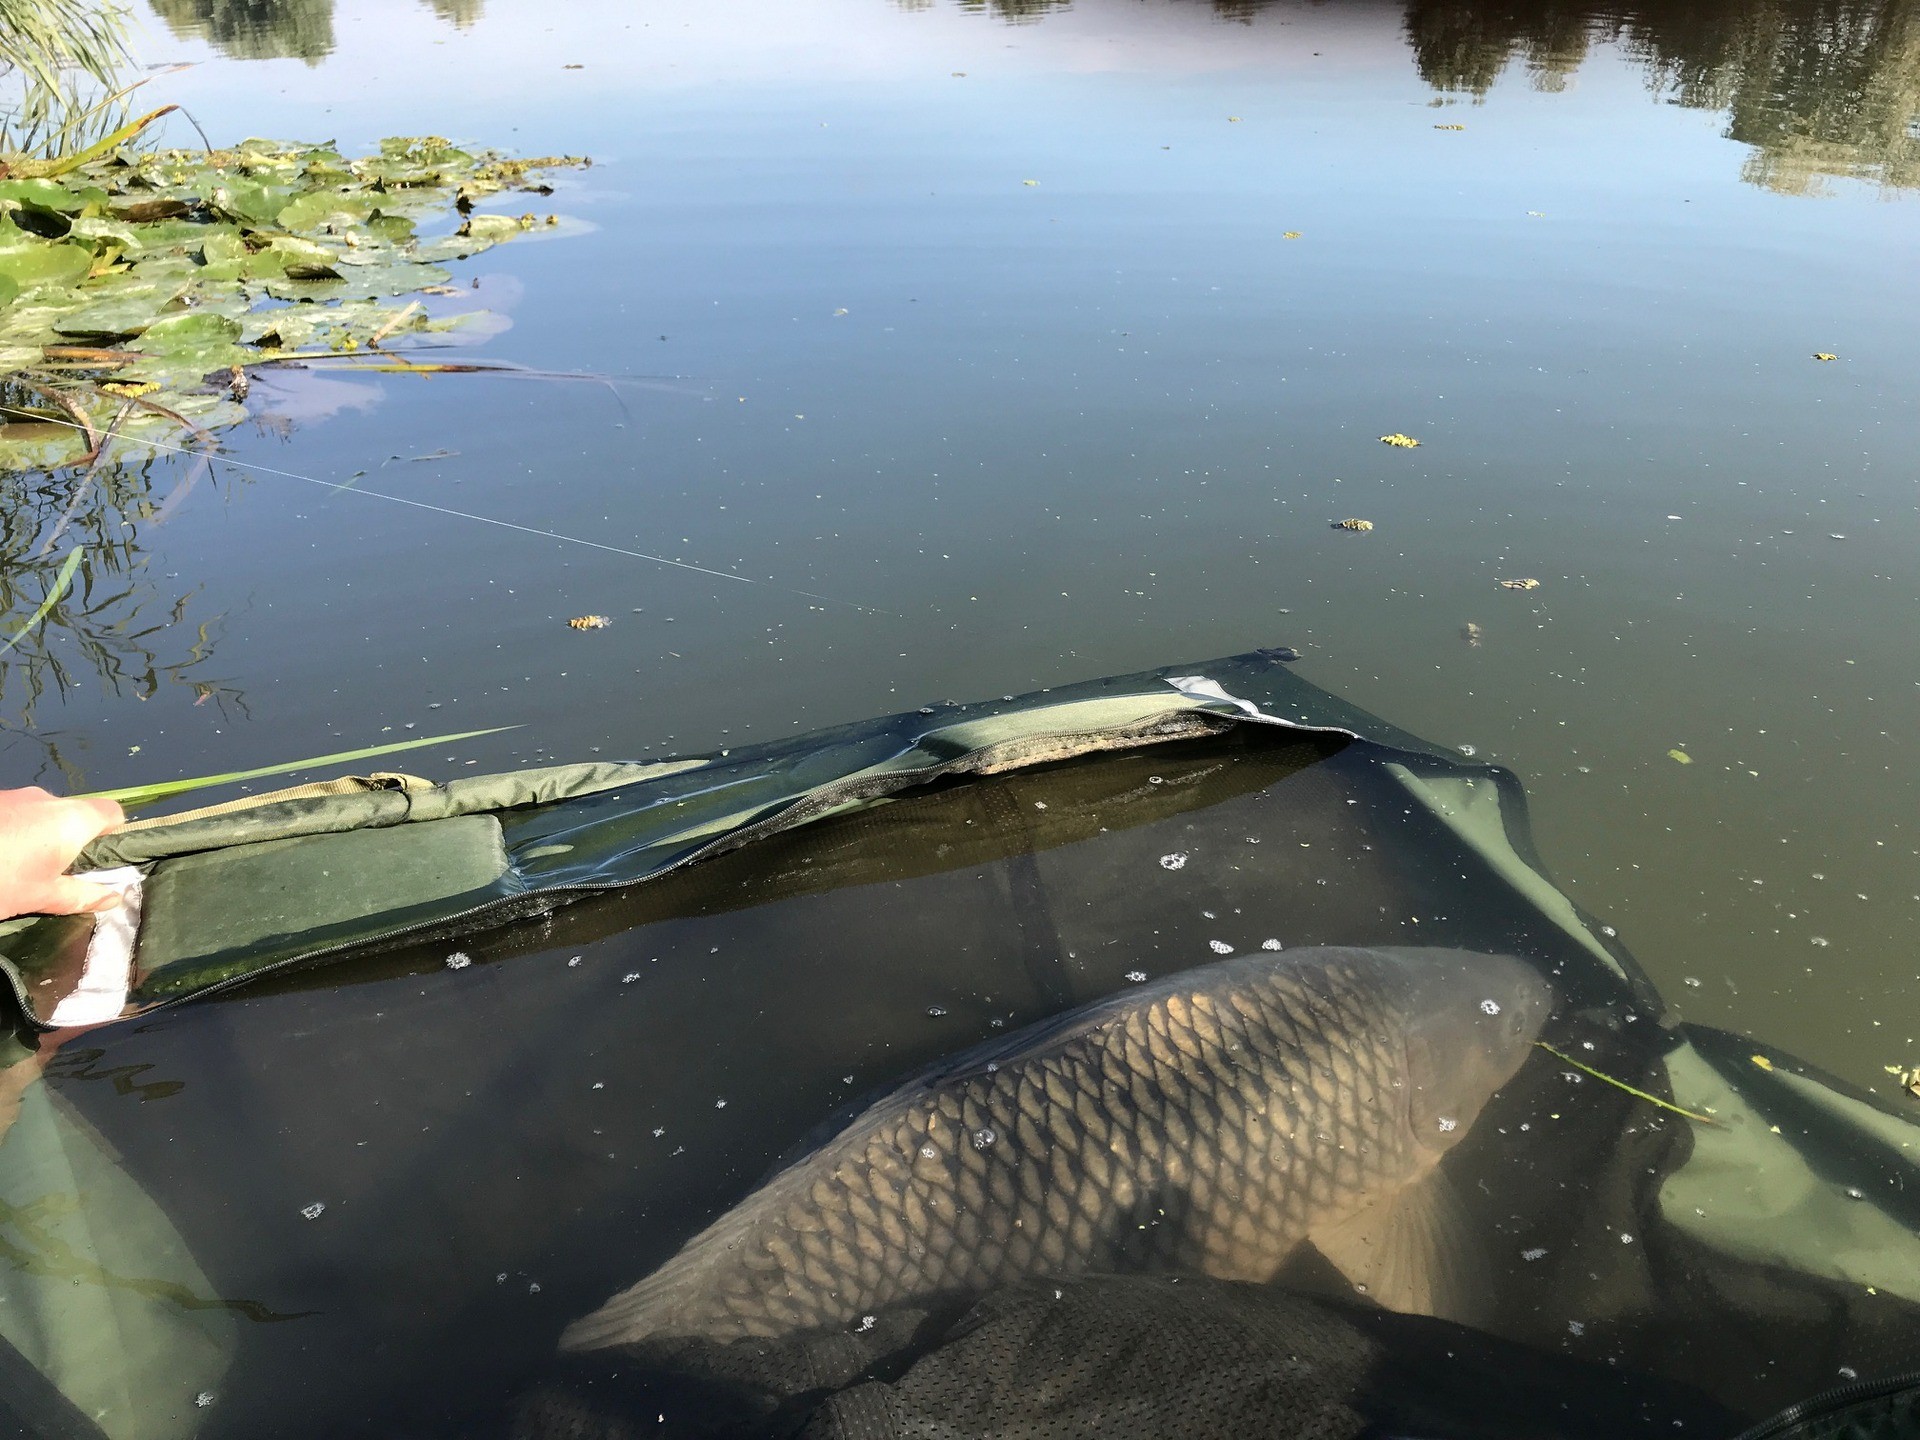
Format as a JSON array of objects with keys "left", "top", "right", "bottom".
[
  {"left": 1282, "top": 231, "right": 1302, "bottom": 240},
  {"left": 1812, "top": 352, "right": 1837, "bottom": 361},
  {"left": 1434, "top": 124, "right": 1466, "bottom": 131},
  {"left": 1228, "top": 116, "right": 1242, "bottom": 123},
  {"left": 1332, "top": 518, "right": 1374, "bottom": 532},
  {"left": 1379, "top": 433, "right": 1420, "bottom": 448},
  {"left": 567, "top": 615, "right": 611, "bottom": 630},
  {"left": 1668, "top": 749, "right": 1692, "bottom": 764},
  {"left": 1751, "top": 1054, "right": 1774, "bottom": 1071},
  {"left": 1496, "top": 577, "right": 1540, "bottom": 591},
  {"left": 1021, "top": 179, "right": 1039, "bottom": 187}
]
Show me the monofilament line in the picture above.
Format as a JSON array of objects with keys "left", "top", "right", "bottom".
[{"left": 0, "top": 405, "right": 888, "bottom": 613}]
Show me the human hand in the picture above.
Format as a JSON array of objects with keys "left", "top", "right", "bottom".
[{"left": 0, "top": 787, "right": 125, "bottom": 921}]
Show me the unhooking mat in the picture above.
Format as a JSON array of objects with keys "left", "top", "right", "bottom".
[{"left": 0, "top": 649, "right": 1915, "bottom": 1438}]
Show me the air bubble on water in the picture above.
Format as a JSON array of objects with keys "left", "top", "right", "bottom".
[
  {"left": 1812, "top": 937, "right": 1830, "bottom": 947},
  {"left": 195, "top": 1393, "right": 215, "bottom": 1409},
  {"left": 623, "top": 972, "right": 642, "bottom": 983},
  {"left": 986, "top": 1062, "right": 1000, "bottom": 1073},
  {"left": 972, "top": 1128, "right": 996, "bottom": 1149},
  {"left": 928, "top": 1006, "right": 948, "bottom": 1017},
  {"left": 591, "top": 1082, "right": 604, "bottom": 1091},
  {"left": 1034, "top": 802, "right": 1047, "bottom": 810},
  {"left": 715, "top": 1098, "right": 728, "bottom": 1109},
  {"left": 1600, "top": 926, "right": 1617, "bottom": 937},
  {"left": 857, "top": 1315, "right": 876, "bottom": 1332},
  {"left": 1437, "top": 1117, "right": 1457, "bottom": 1133},
  {"left": 567, "top": 956, "right": 582, "bottom": 967},
  {"left": 843, "top": 1076, "right": 854, "bottom": 1084},
  {"left": 919, "top": 1143, "right": 938, "bottom": 1159},
  {"left": 1458, "top": 744, "right": 1477, "bottom": 757},
  {"left": 1840, "top": 1366, "right": 1858, "bottom": 1380},
  {"left": 1261, "top": 939, "right": 1283, "bottom": 951},
  {"left": 1521, "top": 1247, "right": 1547, "bottom": 1261},
  {"left": 300, "top": 1202, "right": 326, "bottom": 1220},
  {"left": 1125, "top": 970, "right": 1148, "bottom": 983},
  {"left": 1209, "top": 940, "right": 1234, "bottom": 955},
  {"left": 497, "top": 1273, "right": 508, "bottom": 1283},
  {"left": 1160, "top": 853, "right": 1189, "bottom": 871},
  {"left": 1480, "top": 999, "right": 1502, "bottom": 1016},
  {"left": 1149, "top": 775, "right": 1165, "bottom": 785},
  {"left": 1620, "top": 1233, "right": 1634, "bottom": 1244},
  {"left": 528, "top": 1282, "right": 542, "bottom": 1294},
  {"left": 990, "top": 1017, "right": 1005, "bottom": 1027},
  {"left": 652, "top": 1128, "right": 665, "bottom": 1138},
  {"left": 1246, "top": 837, "right": 1260, "bottom": 844},
  {"left": 1846, "top": 1186, "right": 1866, "bottom": 1200},
  {"left": 445, "top": 952, "right": 472, "bottom": 970},
  {"left": 1812, "top": 873, "right": 1825, "bottom": 881},
  {"left": 1684, "top": 977, "right": 1701, "bottom": 988},
  {"left": 1202, "top": 910, "right": 1216, "bottom": 919},
  {"left": 1568, "top": 1321, "right": 1585, "bottom": 1336}
]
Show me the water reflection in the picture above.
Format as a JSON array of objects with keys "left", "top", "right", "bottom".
[
  {"left": 146, "top": 0, "right": 484, "bottom": 64},
  {"left": 1407, "top": 0, "right": 1920, "bottom": 193},
  {"left": 0, "top": 418, "right": 240, "bottom": 774}
]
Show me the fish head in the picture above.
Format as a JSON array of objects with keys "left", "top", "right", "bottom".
[{"left": 1387, "top": 948, "right": 1554, "bottom": 1157}]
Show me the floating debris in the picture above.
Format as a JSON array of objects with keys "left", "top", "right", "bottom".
[
  {"left": 1883, "top": 1065, "right": 1920, "bottom": 1099},
  {"left": 300, "top": 1202, "right": 326, "bottom": 1220},
  {"left": 1255, "top": 645, "right": 1301, "bottom": 663},
  {"left": 1751, "top": 1054, "right": 1775, "bottom": 1072},
  {"left": 1462, "top": 622, "right": 1483, "bottom": 647},
  {"left": 1813, "top": 352, "right": 1838, "bottom": 361},
  {"left": 1497, "top": 578, "right": 1541, "bottom": 591},
  {"left": 1668, "top": 749, "right": 1692, "bottom": 764},
  {"left": 1434, "top": 124, "right": 1466, "bottom": 131},
  {"left": 1379, "top": 433, "right": 1420, "bottom": 448},
  {"left": 1332, "top": 518, "right": 1374, "bottom": 532},
  {"left": 444, "top": 951, "right": 472, "bottom": 970},
  {"left": 1282, "top": 231, "right": 1302, "bottom": 239},
  {"left": 568, "top": 615, "right": 612, "bottom": 630},
  {"left": 1159, "top": 853, "right": 1189, "bottom": 871}
]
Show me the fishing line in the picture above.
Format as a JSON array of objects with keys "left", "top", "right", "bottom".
[{"left": 0, "top": 403, "right": 891, "bottom": 614}]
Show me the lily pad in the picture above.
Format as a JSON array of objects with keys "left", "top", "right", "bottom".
[
  {"left": 51, "top": 283, "right": 193, "bottom": 340},
  {"left": 0, "top": 276, "right": 17, "bottom": 309},
  {"left": 0, "top": 242, "right": 94, "bottom": 289},
  {"left": 0, "top": 179, "right": 84, "bottom": 213},
  {"left": 133, "top": 311, "right": 245, "bottom": 356}
]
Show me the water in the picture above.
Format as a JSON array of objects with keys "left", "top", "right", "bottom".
[{"left": 4, "top": 3, "right": 1918, "bottom": 1096}]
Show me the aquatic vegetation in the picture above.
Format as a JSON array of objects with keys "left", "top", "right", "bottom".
[{"left": 0, "top": 136, "right": 586, "bottom": 470}]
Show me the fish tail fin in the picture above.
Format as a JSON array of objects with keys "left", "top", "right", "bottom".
[
  {"left": 558, "top": 1203, "right": 765, "bottom": 1352},
  {"left": 1306, "top": 1166, "right": 1491, "bottom": 1327}
]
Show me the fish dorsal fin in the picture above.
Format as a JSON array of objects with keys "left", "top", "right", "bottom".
[{"left": 1305, "top": 1165, "right": 1490, "bottom": 1328}]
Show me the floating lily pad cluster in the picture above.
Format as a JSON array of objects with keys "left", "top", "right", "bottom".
[{"left": 0, "top": 136, "right": 586, "bottom": 470}]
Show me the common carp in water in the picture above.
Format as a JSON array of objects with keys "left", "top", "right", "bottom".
[{"left": 560, "top": 946, "right": 1552, "bottom": 1349}]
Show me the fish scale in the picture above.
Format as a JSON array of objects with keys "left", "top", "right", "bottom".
[{"left": 561, "top": 946, "right": 1551, "bottom": 1348}]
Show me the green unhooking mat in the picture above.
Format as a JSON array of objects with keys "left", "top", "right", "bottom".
[{"left": 0, "top": 649, "right": 1914, "bottom": 1439}]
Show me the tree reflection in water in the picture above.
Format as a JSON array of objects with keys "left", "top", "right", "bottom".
[
  {"left": 1404, "top": 0, "right": 1920, "bottom": 193},
  {"left": 0, "top": 392, "right": 241, "bottom": 782}
]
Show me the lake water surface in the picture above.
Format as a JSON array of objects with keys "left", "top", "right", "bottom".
[{"left": 5, "top": 0, "right": 1919, "bottom": 1094}]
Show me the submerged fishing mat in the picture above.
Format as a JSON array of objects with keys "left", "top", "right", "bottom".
[{"left": 0, "top": 650, "right": 1916, "bottom": 1439}]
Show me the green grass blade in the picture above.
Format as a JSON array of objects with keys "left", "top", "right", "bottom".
[
  {"left": 1534, "top": 1041, "right": 1716, "bottom": 1125},
  {"left": 33, "top": 104, "right": 176, "bottom": 178},
  {"left": 85, "top": 725, "right": 520, "bottom": 806},
  {"left": 0, "top": 546, "right": 84, "bottom": 657}
]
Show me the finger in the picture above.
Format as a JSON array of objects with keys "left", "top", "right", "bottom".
[
  {"left": 78, "top": 796, "right": 125, "bottom": 835},
  {"left": 50, "top": 796, "right": 125, "bottom": 850},
  {"left": 31, "top": 876, "right": 124, "bottom": 917}
]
